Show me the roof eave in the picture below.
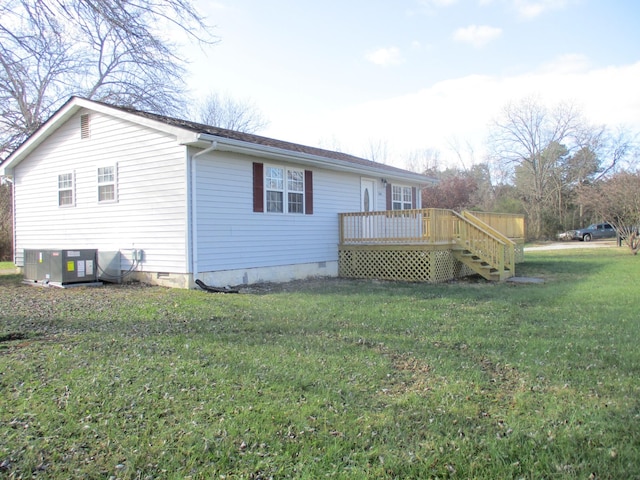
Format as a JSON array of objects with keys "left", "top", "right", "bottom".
[
  {"left": 193, "top": 133, "right": 435, "bottom": 184},
  {"left": 1, "top": 97, "right": 200, "bottom": 175},
  {"left": 2, "top": 97, "right": 78, "bottom": 175}
]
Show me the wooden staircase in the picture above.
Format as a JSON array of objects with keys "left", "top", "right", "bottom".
[
  {"left": 451, "top": 211, "right": 516, "bottom": 281},
  {"left": 452, "top": 248, "right": 512, "bottom": 281}
]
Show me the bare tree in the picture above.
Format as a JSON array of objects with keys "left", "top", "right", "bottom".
[
  {"left": 0, "top": 0, "right": 216, "bottom": 159},
  {"left": 488, "top": 96, "right": 586, "bottom": 238},
  {"left": 447, "top": 136, "right": 476, "bottom": 171},
  {"left": 488, "top": 96, "right": 639, "bottom": 238},
  {"left": 0, "top": 182, "right": 12, "bottom": 261},
  {"left": 580, "top": 171, "right": 640, "bottom": 254},
  {"left": 197, "top": 92, "right": 269, "bottom": 133},
  {"left": 404, "top": 148, "right": 440, "bottom": 174},
  {"left": 317, "top": 135, "right": 346, "bottom": 153},
  {"left": 466, "top": 163, "right": 496, "bottom": 211},
  {"left": 364, "top": 139, "right": 390, "bottom": 164}
]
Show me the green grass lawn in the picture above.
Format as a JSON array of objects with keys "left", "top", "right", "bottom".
[{"left": 1, "top": 248, "right": 638, "bottom": 479}]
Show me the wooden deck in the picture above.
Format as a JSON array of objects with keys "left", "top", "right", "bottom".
[{"left": 338, "top": 209, "right": 525, "bottom": 283}]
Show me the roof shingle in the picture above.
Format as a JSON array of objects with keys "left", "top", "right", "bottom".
[{"left": 100, "top": 99, "right": 429, "bottom": 178}]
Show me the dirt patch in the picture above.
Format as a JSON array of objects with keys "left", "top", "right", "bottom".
[
  {"left": 0, "top": 332, "right": 28, "bottom": 342},
  {"left": 236, "top": 277, "right": 364, "bottom": 294}
]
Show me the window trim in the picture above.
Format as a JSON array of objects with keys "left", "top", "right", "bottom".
[
  {"left": 386, "top": 183, "right": 418, "bottom": 210},
  {"left": 97, "top": 164, "right": 118, "bottom": 203},
  {"left": 286, "top": 168, "right": 305, "bottom": 214},
  {"left": 263, "top": 164, "right": 309, "bottom": 215},
  {"left": 391, "top": 185, "right": 413, "bottom": 211},
  {"left": 58, "top": 172, "right": 75, "bottom": 207},
  {"left": 253, "top": 162, "right": 313, "bottom": 215},
  {"left": 265, "top": 165, "right": 286, "bottom": 213}
]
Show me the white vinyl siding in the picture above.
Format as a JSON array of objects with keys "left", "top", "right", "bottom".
[
  {"left": 194, "top": 152, "right": 359, "bottom": 272},
  {"left": 13, "top": 110, "right": 188, "bottom": 272}
]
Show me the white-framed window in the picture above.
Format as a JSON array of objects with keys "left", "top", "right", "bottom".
[
  {"left": 97, "top": 165, "right": 117, "bottom": 203},
  {"left": 58, "top": 172, "right": 74, "bottom": 206},
  {"left": 265, "top": 166, "right": 284, "bottom": 213},
  {"left": 287, "top": 169, "right": 304, "bottom": 213},
  {"left": 392, "top": 185, "right": 413, "bottom": 210},
  {"left": 265, "top": 165, "right": 305, "bottom": 214}
]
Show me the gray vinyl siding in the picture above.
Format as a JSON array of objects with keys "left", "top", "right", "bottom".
[
  {"left": 194, "top": 151, "right": 360, "bottom": 272},
  {"left": 13, "top": 110, "right": 188, "bottom": 272}
]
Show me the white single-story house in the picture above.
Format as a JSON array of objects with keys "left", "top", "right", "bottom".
[{"left": 0, "top": 96, "right": 435, "bottom": 288}]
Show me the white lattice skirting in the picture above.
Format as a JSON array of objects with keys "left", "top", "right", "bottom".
[{"left": 338, "top": 245, "right": 476, "bottom": 283}]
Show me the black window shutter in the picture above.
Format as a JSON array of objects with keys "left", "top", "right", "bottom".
[
  {"left": 305, "top": 170, "right": 313, "bottom": 215},
  {"left": 412, "top": 187, "right": 417, "bottom": 209},
  {"left": 253, "top": 162, "right": 264, "bottom": 212}
]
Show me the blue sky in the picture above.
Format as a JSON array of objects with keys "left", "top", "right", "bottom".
[{"left": 185, "top": 0, "right": 640, "bottom": 169}]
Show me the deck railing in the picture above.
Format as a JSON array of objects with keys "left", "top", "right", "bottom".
[
  {"left": 339, "top": 208, "right": 455, "bottom": 245},
  {"left": 339, "top": 209, "right": 524, "bottom": 244},
  {"left": 467, "top": 211, "right": 526, "bottom": 240},
  {"left": 339, "top": 208, "right": 518, "bottom": 276}
]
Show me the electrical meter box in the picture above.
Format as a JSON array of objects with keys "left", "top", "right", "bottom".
[{"left": 24, "top": 249, "right": 98, "bottom": 285}]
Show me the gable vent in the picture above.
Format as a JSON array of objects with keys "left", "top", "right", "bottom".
[{"left": 80, "top": 114, "right": 90, "bottom": 139}]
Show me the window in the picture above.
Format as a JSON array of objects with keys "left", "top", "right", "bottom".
[
  {"left": 265, "top": 166, "right": 284, "bottom": 213},
  {"left": 287, "top": 169, "right": 304, "bottom": 213},
  {"left": 253, "top": 163, "right": 313, "bottom": 214},
  {"left": 265, "top": 165, "right": 306, "bottom": 214},
  {"left": 58, "top": 173, "right": 74, "bottom": 206},
  {"left": 97, "top": 165, "right": 117, "bottom": 202},
  {"left": 392, "top": 185, "right": 413, "bottom": 210}
]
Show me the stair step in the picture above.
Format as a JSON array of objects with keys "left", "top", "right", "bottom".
[{"left": 453, "top": 247, "right": 514, "bottom": 282}]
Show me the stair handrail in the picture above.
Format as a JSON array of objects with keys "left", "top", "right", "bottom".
[
  {"left": 450, "top": 210, "right": 512, "bottom": 277},
  {"left": 461, "top": 211, "right": 516, "bottom": 246},
  {"left": 462, "top": 211, "right": 516, "bottom": 275}
]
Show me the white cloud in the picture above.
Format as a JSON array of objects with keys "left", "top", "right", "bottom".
[
  {"left": 512, "top": 0, "right": 570, "bottom": 19},
  {"left": 539, "top": 53, "right": 590, "bottom": 74},
  {"left": 420, "top": 0, "right": 458, "bottom": 6},
  {"left": 265, "top": 61, "right": 640, "bottom": 169},
  {"left": 411, "top": 0, "right": 458, "bottom": 16},
  {"left": 365, "top": 47, "right": 404, "bottom": 67},
  {"left": 453, "top": 25, "right": 503, "bottom": 48}
]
